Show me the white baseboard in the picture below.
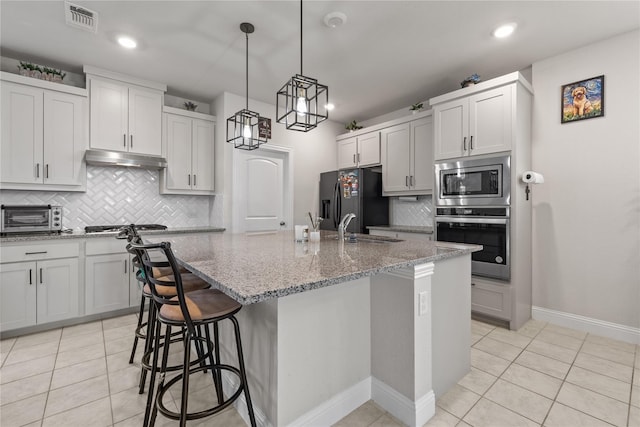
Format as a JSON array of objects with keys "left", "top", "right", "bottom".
[
  {"left": 532, "top": 306, "right": 640, "bottom": 345},
  {"left": 286, "top": 377, "right": 372, "bottom": 427},
  {"left": 221, "top": 370, "right": 272, "bottom": 427},
  {"left": 371, "top": 378, "right": 435, "bottom": 427}
]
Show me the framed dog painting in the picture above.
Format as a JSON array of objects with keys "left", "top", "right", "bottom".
[{"left": 561, "top": 75, "right": 604, "bottom": 123}]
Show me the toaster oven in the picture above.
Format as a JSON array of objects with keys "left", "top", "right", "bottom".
[{"left": 1, "top": 205, "right": 63, "bottom": 234}]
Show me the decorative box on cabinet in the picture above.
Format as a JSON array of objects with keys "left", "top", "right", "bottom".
[
  {"left": 160, "top": 107, "right": 215, "bottom": 195},
  {"left": 0, "top": 242, "right": 80, "bottom": 331},
  {"left": 431, "top": 72, "right": 533, "bottom": 161},
  {"left": 381, "top": 115, "right": 433, "bottom": 196},
  {"left": 337, "top": 131, "right": 380, "bottom": 169},
  {"left": 0, "top": 72, "right": 87, "bottom": 191},
  {"left": 84, "top": 66, "right": 166, "bottom": 157}
]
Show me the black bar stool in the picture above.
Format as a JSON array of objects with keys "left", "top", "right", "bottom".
[
  {"left": 130, "top": 241, "right": 256, "bottom": 427},
  {"left": 118, "top": 225, "right": 210, "bottom": 394}
]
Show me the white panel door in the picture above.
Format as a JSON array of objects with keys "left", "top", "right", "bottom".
[
  {"left": 89, "top": 78, "right": 128, "bottom": 152},
  {"left": 411, "top": 117, "right": 434, "bottom": 192},
  {"left": 43, "top": 91, "right": 85, "bottom": 186},
  {"left": 85, "top": 254, "right": 130, "bottom": 315},
  {"left": 0, "top": 262, "right": 37, "bottom": 330},
  {"left": 165, "top": 113, "right": 192, "bottom": 190},
  {"left": 128, "top": 87, "right": 162, "bottom": 156},
  {"left": 337, "top": 137, "right": 357, "bottom": 169},
  {"left": 357, "top": 132, "right": 381, "bottom": 166},
  {"left": 191, "top": 118, "right": 215, "bottom": 191},
  {"left": 381, "top": 123, "right": 411, "bottom": 193},
  {"left": 1, "top": 82, "right": 43, "bottom": 184},
  {"left": 235, "top": 149, "right": 287, "bottom": 232},
  {"left": 434, "top": 99, "right": 467, "bottom": 160},
  {"left": 37, "top": 258, "right": 79, "bottom": 323},
  {"left": 468, "top": 85, "right": 512, "bottom": 156}
]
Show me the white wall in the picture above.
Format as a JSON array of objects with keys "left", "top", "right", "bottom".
[
  {"left": 213, "top": 92, "right": 341, "bottom": 231},
  {"left": 531, "top": 30, "right": 640, "bottom": 329}
]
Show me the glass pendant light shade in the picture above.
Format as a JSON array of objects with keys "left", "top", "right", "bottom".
[
  {"left": 276, "top": 0, "right": 329, "bottom": 132},
  {"left": 226, "top": 22, "right": 267, "bottom": 150}
]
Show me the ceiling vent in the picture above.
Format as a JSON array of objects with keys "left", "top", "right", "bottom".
[{"left": 64, "top": 1, "right": 98, "bottom": 33}]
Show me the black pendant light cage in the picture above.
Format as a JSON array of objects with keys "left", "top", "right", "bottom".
[
  {"left": 276, "top": 74, "right": 328, "bottom": 132},
  {"left": 275, "top": 0, "right": 329, "bottom": 132},
  {"left": 226, "top": 22, "right": 267, "bottom": 150}
]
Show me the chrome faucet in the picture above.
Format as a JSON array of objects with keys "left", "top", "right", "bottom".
[{"left": 338, "top": 213, "right": 356, "bottom": 240}]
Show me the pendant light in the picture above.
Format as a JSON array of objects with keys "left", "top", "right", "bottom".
[
  {"left": 276, "top": 0, "right": 329, "bottom": 132},
  {"left": 227, "top": 22, "right": 267, "bottom": 150}
]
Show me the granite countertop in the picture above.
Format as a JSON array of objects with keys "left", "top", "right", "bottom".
[
  {"left": 0, "top": 226, "right": 225, "bottom": 243},
  {"left": 367, "top": 225, "right": 434, "bottom": 234},
  {"left": 149, "top": 230, "right": 480, "bottom": 305}
]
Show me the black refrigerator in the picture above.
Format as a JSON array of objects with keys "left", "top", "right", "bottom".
[{"left": 319, "top": 168, "right": 389, "bottom": 234}]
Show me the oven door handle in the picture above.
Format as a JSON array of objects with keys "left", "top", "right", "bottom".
[{"left": 436, "top": 217, "right": 508, "bottom": 225}]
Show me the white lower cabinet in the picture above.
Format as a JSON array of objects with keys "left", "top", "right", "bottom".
[
  {"left": 0, "top": 243, "right": 79, "bottom": 331},
  {"left": 369, "top": 229, "right": 433, "bottom": 241},
  {"left": 85, "top": 239, "right": 141, "bottom": 315},
  {"left": 470, "top": 276, "right": 511, "bottom": 320}
]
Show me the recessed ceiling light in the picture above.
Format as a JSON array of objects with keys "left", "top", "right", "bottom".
[
  {"left": 325, "top": 103, "right": 335, "bottom": 111},
  {"left": 493, "top": 23, "right": 517, "bottom": 38},
  {"left": 324, "top": 12, "right": 347, "bottom": 28},
  {"left": 117, "top": 36, "right": 137, "bottom": 49}
]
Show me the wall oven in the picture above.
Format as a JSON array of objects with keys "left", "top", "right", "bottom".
[
  {"left": 1, "top": 205, "right": 63, "bottom": 234},
  {"left": 435, "top": 154, "right": 511, "bottom": 206},
  {"left": 436, "top": 207, "right": 510, "bottom": 280}
]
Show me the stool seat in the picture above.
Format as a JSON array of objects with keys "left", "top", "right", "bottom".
[
  {"left": 152, "top": 265, "right": 188, "bottom": 277},
  {"left": 144, "top": 273, "right": 210, "bottom": 297},
  {"left": 160, "top": 289, "right": 241, "bottom": 322}
]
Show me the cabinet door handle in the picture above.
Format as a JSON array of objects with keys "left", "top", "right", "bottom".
[
  {"left": 123, "top": 134, "right": 127, "bottom": 147},
  {"left": 40, "top": 268, "right": 43, "bottom": 284},
  {"left": 353, "top": 154, "right": 356, "bottom": 164},
  {"left": 188, "top": 174, "right": 191, "bottom": 186},
  {"left": 410, "top": 175, "right": 415, "bottom": 186},
  {"left": 463, "top": 137, "right": 467, "bottom": 151},
  {"left": 406, "top": 176, "right": 409, "bottom": 187},
  {"left": 469, "top": 135, "right": 474, "bottom": 150},
  {"left": 29, "top": 269, "right": 33, "bottom": 285},
  {"left": 124, "top": 260, "right": 128, "bottom": 274},
  {"left": 36, "top": 163, "right": 40, "bottom": 178},
  {"left": 193, "top": 174, "right": 196, "bottom": 186},
  {"left": 45, "top": 164, "right": 49, "bottom": 179},
  {"left": 357, "top": 153, "right": 360, "bottom": 163},
  {"left": 26, "top": 251, "right": 47, "bottom": 255},
  {"left": 130, "top": 134, "right": 133, "bottom": 148}
]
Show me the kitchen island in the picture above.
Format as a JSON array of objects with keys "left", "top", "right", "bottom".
[{"left": 149, "top": 231, "right": 480, "bottom": 427}]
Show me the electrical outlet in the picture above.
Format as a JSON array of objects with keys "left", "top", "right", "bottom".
[{"left": 419, "top": 291, "right": 430, "bottom": 316}]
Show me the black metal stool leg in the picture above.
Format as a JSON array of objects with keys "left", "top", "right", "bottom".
[
  {"left": 139, "top": 301, "right": 156, "bottom": 394},
  {"left": 143, "top": 312, "right": 163, "bottom": 427},
  {"left": 231, "top": 316, "right": 257, "bottom": 427},
  {"left": 130, "top": 295, "right": 146, "bottom": 364}
]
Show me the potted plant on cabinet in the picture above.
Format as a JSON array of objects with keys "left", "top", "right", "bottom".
[
  {"left": 410, "top": 102, "right": 424, "bottom": 114},
  {"left": 345, "top": 120, "right": 363, "bottom": 132}
]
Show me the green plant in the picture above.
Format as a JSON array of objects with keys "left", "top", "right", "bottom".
[
  {"left": 410, "top": 102, "right": 424, "bottom": 111},
  {"left": 345, "top": 120, "right": 363, "bottom": 131},
  {"left": 184, "top": 101, "right": 198, "bottom": 111},
  {"left": 19, "top": 61, "right": 42, "bottom": 72}
]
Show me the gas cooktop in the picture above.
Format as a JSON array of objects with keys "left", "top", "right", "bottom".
[{"left": 84, "top": 224, "right": 167, "bottom": 233}]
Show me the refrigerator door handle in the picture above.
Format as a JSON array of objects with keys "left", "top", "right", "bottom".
[{"left": 333, "top": 183, "right": 339, "bottom": 229}]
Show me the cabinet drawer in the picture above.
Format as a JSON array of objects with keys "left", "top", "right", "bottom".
[
  {"left": 86, "top": 238, "right": 126, "bottom": 256},
  {"left": 471, "top": 278, "right": 511, "bottom": 320},
  {"left": 1, "top": 242, "right": 80, "bottom": 263}
]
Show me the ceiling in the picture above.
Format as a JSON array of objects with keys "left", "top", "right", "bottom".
[{"left": 1, "top": 1, "right": 638, "bottom": 125}]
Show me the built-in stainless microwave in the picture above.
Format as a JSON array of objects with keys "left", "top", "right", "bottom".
[
  {"left": 435, "top": 154, "right": 511, "bottom": 206},
  {"left": 1, "top": 205, "right": 63, "bottom": 234}
]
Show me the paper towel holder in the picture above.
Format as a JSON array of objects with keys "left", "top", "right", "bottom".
[{"left": 521, "top": 171, "right": 544, "bottom": 201}]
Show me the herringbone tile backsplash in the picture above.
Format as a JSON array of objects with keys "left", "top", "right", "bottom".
[
  {"left": 0, "top": 166, "right": 219, "bottom": 230},
  {"left": 390, "top": 195, "right": 433, "bottom": 227}
]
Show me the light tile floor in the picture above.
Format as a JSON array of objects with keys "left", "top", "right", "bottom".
[{"left": 1, "top": 315, "right": 638, "bottom": 426}]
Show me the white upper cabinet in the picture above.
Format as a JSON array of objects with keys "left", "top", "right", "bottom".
[
  {"left": 431, "top": 72, "right": 534, "bottom": 161},
  {"left": 160, "top": 107, "right": 215, "bottom": 195},
  {"left": 433, "top": 85, "right": 512, "bottom": 160},
  {"left": 85, "top": 66, "right": 166, "bottom": 157},
  {"left": 337, "top": 131, "right": 381, "bottom": 169},
  {"left": 0, "top": 73, "right": 87, "bottom": 191},
  {"left": 381, "top": 116, "right": 433, "bottom": 195}
]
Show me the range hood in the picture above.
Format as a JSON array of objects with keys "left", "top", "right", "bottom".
[{"left": 85, "top": 149, "right": 167, "bottom": 169}]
